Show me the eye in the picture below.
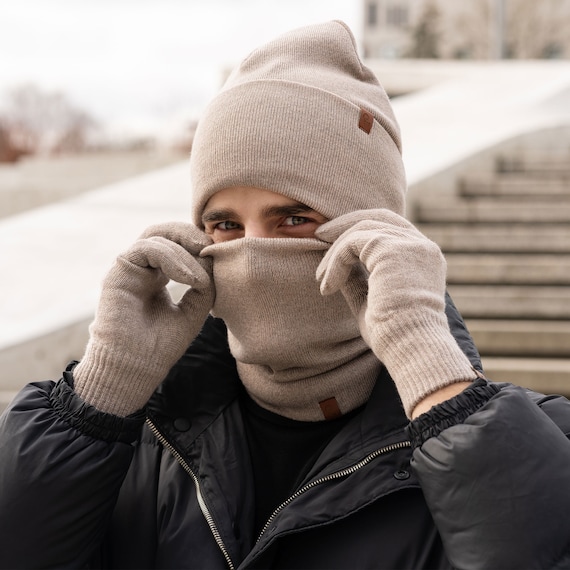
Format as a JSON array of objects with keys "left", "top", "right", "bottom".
[
  {"left": 215, "top": 220, "right": 241, "bottom": 231},
  {"left": 283, "top": 216, "right": 310, "bottom": 226}
]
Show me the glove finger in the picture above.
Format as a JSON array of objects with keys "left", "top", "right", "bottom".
[
  {"left": 177, "top": 282, "right": 215, "bottom": 321},
  {"left": 316, "top": 212, "right": 367, "bottom": 243},
  {"left": 316, "top": 235, "right": 363, "bottom": 296},
  {"left": 316, "top": 209, "right": 416, "bottom": 243},
  {"left": 139, "top": 222, "right": 212, "bottom": 254},
  {"left": 122, "top": 237, "right": 212, "bottom": 290}
]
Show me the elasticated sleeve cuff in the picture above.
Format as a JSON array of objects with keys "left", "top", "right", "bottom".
[
  {"left": 406, "top": 378, "right": 501, "bottom": 448},
  {"left": 50, "top": 362, "right": 146, "bottom": 443}
]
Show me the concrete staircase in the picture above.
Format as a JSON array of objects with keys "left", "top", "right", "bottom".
[{"left": 415, "top": 153, "right": 570, "bottom": 396}]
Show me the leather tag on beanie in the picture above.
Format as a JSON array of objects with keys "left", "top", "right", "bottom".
[
  {"left": 319, "top": 397, "right": 342, "bottom": 420},
  {"left": 358, "top": 108, "right": 374, "bottom": 134}
]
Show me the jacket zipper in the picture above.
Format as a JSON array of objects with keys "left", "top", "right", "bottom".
[
  {"left": 148, "top": 416, "right": 410, "bottom": 566},
  {"left": 145, "top": 418, "right": 236, "bottom": 570},
  {"left": 257, "top": 439, "right": 411, "bottom": 541}
]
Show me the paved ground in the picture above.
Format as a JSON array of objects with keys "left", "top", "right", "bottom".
[{"left": 0, "top": 149, "right": 187, "bottom": 218}]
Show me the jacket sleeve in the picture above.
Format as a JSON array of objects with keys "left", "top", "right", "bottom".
[
  {"left": 0, "top": 364, "right": 145, "bottom": 570},
  {"left": 408, "top": 380, "right": 570, "bottom": 570}
]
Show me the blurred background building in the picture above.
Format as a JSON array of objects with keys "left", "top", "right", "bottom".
[{"left": 362, "top": 0, "right": 570, "bottom": 60}]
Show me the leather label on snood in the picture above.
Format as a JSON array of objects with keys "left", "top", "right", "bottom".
[
  {"left": 358, "top": 108, "right": 374, "bottom": 134},
  {"left": 319, "top": 397, "right": 342, "bottom": 420}
]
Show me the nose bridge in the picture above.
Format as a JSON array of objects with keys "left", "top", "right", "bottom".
[{"left": 244, "top": 219, "right": 272, "bottom": 238}]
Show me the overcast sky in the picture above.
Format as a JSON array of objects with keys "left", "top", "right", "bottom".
[{"left": 1, "top": 0, "right": 362, "bottom": 134}]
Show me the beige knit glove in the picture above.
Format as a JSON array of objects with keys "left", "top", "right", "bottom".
[
  {"left": 73, "top": 222, "right": 214, "bottom": 416},
  {"left": 316, "top": 209, "right": 476, "bottom": 418}
]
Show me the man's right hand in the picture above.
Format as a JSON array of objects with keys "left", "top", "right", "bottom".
[{"left": 73, "top": 222, "right": 215, "bottom": 416}]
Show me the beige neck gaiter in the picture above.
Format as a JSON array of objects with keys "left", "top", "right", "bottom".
[{"left": 201, "top": 238, "right": 381, "bottom": 421}]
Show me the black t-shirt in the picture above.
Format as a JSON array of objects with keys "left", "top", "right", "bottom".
[{"left": 240, "top": 391, "right": 362, "bottom": 536}]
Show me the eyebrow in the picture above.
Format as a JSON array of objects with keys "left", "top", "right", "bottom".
[
  {"left": 201, "top": 203, "right": 316, "bottom": 224},
  {"left": 262, "top": 203, "right": 315, "bottom": 217},
  {"left": 202, "top": 208, "right": 237, "bottom": 224}
]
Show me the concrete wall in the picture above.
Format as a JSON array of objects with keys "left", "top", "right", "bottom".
[{"left": 370, "top": 59, "right": 570, "bottom": 217}]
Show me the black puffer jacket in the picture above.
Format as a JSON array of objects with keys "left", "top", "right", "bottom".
[{"left": 1, "top": 314, "right": 570, "bottom": 569}]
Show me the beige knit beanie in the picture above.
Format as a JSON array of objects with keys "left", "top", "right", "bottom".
[{"left": 190, "top": 20, "right": 406, "bottom": 225}]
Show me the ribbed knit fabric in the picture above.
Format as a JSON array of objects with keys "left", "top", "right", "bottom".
[
  {"left": 190, "top": 20, "right": 406, "bottom": 226},
  {"left": 201, "top": 238, "right": 381, "bottom": 421}
]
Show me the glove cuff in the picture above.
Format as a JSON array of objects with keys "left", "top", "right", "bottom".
[
  {"left": 363, "top": 310, "right": 478, "bottom": 418},
  {"left": 73, "top": 342, "right": 171, "bottom": 416}
]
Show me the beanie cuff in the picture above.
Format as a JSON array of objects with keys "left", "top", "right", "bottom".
[{"left": 191, "top": 80, "right": 406, "bottom": 224}]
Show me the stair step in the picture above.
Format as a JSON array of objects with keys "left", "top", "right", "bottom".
[
  {"left": 417, "top": 199, "right": 570, "bottom": 223},
  {"left": 445, "top": 254, "right": 570, "bottom": 285},
  {"left": 466, "top": 319, "right": 570, "bottom": 357},
  {"left": 497, "top": 156, "right": 570, "bottom": 176},
  {"left": 459, "top": 177, "right": 570, "bottom": 197},
  {"left": 436, "top": 152, "right": 570, "bottom": 397},
  {"left": 419, "top": 224, "right": 570, "bottom": 253},
  {"left": 481, "top": 357, "right": 570, "bottom": 396},
  {"left": 448, "top": 285, "right": 570, "bottom": 319}
]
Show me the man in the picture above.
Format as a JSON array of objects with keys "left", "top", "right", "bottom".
[{"left": 1, "top": 20, "right": 570, "bottom": 569}]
